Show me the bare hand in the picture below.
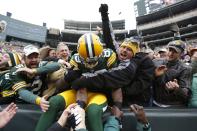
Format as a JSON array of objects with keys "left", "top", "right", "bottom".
[
  {"left": 16, "top": 67, "right": 36, "bottom": 75},
  {"left": 96, "top": 26, "right": 102, "bottom": 32},
  {"left": 40, "top": 95, "right": 50, "bottom": 112},
  {"left": 58, "top": 59, "right": 71, "bottom": 68},
  {"left": 165, "top": 79, "right": 179, "bottom": 90},
  {"left": 155, "top": 65, "right": 167, "bottom": 77},
  {"left": 0, "top": 103, "right": 18, "bottom": 128},
  {"left": 110, "top": 106, "right": 123, "bottom": 119},
  {"left": 130, "top": 104, "right": 148, "bottom": 124},
  {"left": 76, "top": 88, "right": 87, "bottom": 105},
  {"left": 57, "top": 103, "right": 77, "bottom": 127}
]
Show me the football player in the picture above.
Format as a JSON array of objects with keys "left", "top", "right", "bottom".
[{"left": 35, "top": 33, "right": 117, "bottom": 131}]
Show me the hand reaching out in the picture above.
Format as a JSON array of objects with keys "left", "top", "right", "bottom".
[
  {"left": 0, "top": 103, "right": 18, "bottom": 128},
  {"left": 110, "top": 106, "right": 123, "bottom": 119},
  {"left": 130, "top": 104, "right": 148, "bottom": 124},
  {"left": 99, "top": 4, "right": 108, "bottom": 14},
  {"left": 155, "top": 65, "right": 167, "bottom": 77},
  {"left": 40, "top": 95, "right": 50, "bottom": 112},
  {"left": 57, "top": 103, "right": 86, "bottom": 130},
  {"left": 57, "top": 103, "right": 77, "bottom": 127},
  {"left": 16, "top": 67, "right": 36, "bottom": 78}
]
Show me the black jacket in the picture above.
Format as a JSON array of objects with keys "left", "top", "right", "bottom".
[
  {"left": 122, "top": 53, "right": 155, "bottom": 106},
  {"left": 72, "top": 53, "right": 155, "bottom": 106},
  {"left": 153, "top": 59, "right": 191, "bottom": 105},
  {"left": 72, "top": 5, "right": 155, "bottom": 106}
]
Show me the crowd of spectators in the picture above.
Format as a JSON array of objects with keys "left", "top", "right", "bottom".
[{"left": 0, "top": 4, "right": 197, "bottom": 131}]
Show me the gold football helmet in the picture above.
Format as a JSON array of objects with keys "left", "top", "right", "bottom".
[{"left": 77, "top": 33, "right": 103, "bottom": 67}]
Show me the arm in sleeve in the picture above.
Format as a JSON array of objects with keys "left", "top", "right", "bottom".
[
  {"left": 136, "top": 122, "right": 151, "bottom": 131},
  {"left": 36, "top": 62, "right": 61, "bottom": 74},
  {"left": 174, "top": 67, "right": 192, "bottom": 103},
  {"left": 55, "top": 69, "right": 82, "bottom": 93},
  {"left": 104, "top": 116, "right": 120, "bottom": 131},
  {"left": 18, "top": 88, "right": 41, "bottom": 105},
  {"left": 178, "top": 67, "right": 191, "bottom": 89},
  {"left": 72, "top": 61, "right": 137, "bottom": 90},
  {"left": 124, "top": 58, "right": 155, "bottom": 95},
  {"left": 191, "top": 60, "right": 197, "bottom": 74},
  {"left": 47, "top": 122, "right": 87, "bottom": 131},
  {"left": 100, "top": 4, "right": 119, "bottom": 53},
  {"left": 47, "top": 122, "right": 66, "bottom": 131},
  {"left": 64, "top": 69, "right": 82, "bottom": 83}
]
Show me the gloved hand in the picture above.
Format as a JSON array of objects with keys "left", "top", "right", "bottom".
[
  {"left": 67, "top": 105, "right": 86, "bottom": 130},
  {"left": 99, "top": 4, "right": 109, "bottom": 21},
  {"left": 73, "top": 105, "right": 86, "bottom": 130},
  {"left": 99, "top": 4, "right": 108, "bottom": 14}
]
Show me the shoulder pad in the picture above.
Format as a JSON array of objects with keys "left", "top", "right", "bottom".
[
  {"left": 102, "top": 48, "right": 115, "bottom": 58},
  {"left": 70, "top": 53, "right": 81, "bottom": 68},
  {"left": 70, "top": 53, "right": 81, "bottom": 63}
]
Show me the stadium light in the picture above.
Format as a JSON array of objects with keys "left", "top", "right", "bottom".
[
  {"left": 43, "top": 23, "right": 47, "bottom": 27},
  {"left": 6, "top": 12, "right": 12, "bottom": 17}
]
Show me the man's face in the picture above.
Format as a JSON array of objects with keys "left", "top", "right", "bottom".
[
  {"left": 168, "top": 48, "right": 181, "bottom": 61},
  {"left": 57, "top": 45, "right": 69, "bottom": 60},
  {"left": 159, "top": 52, "right": 168, "bottom": 59},
  {"left": 49, "top": 49, "right": 56, "bottom": 57},
  {"left": 24, "top": 53, "right": 40, "bottom": 68},
  {"left": 118, "top": 45, "right": 133, "bottom": 61}
]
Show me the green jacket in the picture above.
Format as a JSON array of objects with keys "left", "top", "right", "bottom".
[
  {"left": 188, "top": 60, "right": 197, "bottom": 108},
  {"left": 104, "top": 116, "right": 151, "bottom": 131},
  {"left": 188, "top": 73, "right": 197, "bottom": 107}
]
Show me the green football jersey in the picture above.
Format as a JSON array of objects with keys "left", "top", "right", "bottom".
[
  {"left": 70, "top": 48, "right": 117, "bottom": 75},
  {"left": 0, "top": 61, "right": 51, "bottom": 98},
  {"left": 0, "top": 64, "right": 32, "bottom": 97}
]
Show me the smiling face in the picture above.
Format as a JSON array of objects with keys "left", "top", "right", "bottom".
[
  {"left": 57, "top": 44, "right": 70, "bottom": 61},
  {"left": 118, "top": 45, "right": 134, "bottom": 61}
]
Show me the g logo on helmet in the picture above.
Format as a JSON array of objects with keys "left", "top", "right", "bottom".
[{"left": 77, "top": 33, "right": 103, "bottom": 65}]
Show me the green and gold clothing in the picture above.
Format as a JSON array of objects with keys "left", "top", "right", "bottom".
[
  {"left": 0, "top": 64, "right": 32, "bottom": 98},
  {"left": 35, "top": 49, "right": 117, "bottom": 131},
  {"left": 59, "top": 48, "right": 117, "bottom": 131},
  {"left": 0, "top": 61, "right": 60, "bottom": 103},
  {"left": 60, "top": 48, "right": 117, "bottom": 107},
  {"left": 70, "top": 48, "right": 117, "bottom": 72}
]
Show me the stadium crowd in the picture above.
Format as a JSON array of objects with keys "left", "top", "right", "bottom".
[{"left": 0, "top": 4, "right": 197, "bottom": 131}]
